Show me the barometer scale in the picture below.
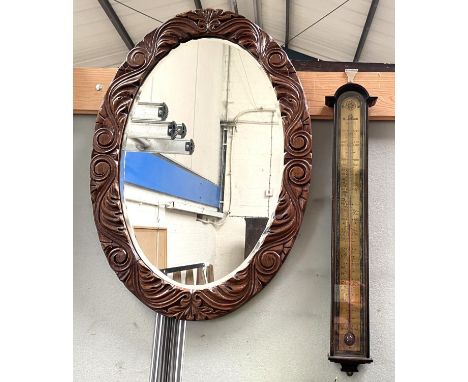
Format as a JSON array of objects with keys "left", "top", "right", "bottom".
[{"left": 325, "top": 76, "right": 377, "bottom": 376}]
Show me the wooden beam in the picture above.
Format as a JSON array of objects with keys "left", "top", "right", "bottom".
[
  {"left": 297, "top": 71, "right": 394, "bottom": 120},
  {"left": 73, "top": 68, "right": 117, "bottom": 115},
  {"left": 73, "top": 68, "right": 394, "bottom": 120},
  {"left": 291, "top": 60, "right": 394, "bottom": 72}
]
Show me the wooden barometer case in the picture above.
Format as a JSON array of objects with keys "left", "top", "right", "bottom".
[{"left": 325, "top": 83, "right": 377, "bottom": 376}]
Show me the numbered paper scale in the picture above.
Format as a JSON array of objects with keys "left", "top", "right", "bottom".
[{"left": 325, "top": 83, "right": 377, "bottom": 376}]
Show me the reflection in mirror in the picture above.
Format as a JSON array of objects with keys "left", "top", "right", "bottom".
[{"left": 121, "top": 39, "right": 284, "bottom": 286}]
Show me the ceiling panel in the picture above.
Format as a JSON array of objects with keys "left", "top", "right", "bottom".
[
  {"left": 202, "top": 0, "right": 232, "bottom": 10},
  {"left": 358, "top": 0, "right": 395, "bottom": 63},
  {"left": 74, "top": 0, "right": 130, "bottom": 67},
  {"left": 286, "top": 0, "right": 371, "bottom": 61},
  {"left": 74, "top": 0, "right": 394, "bottom": 67},
  {"left": 236, "top": 0, "right": 256, "bottom": 22},
  {"left": 111, "top": 0, "right": 192, "bottom": 44},
  {"left": 260, "top": 0, "right": 287, "bottom": 44}
]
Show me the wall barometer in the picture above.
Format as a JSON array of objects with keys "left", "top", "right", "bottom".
[{"left": 326, "top": 82, "right": 376, "bottom": 375}]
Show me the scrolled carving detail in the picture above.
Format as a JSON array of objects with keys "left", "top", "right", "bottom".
[
  {"left": 265, "top": 45, "right": 290, "bottom": 74},
  {"left": 254, "top": 250, "right": 283, "bottom": 281},
  {"left": 285, "top": 159, "right": 312, "bottom": 186},
  {"left": 126, "top": 46, "right": 150, "bottom": 69},
  {"left": 108, "top": 247, "right": 132, "bottom": 271},
  {"left": 90, "top": 9, "right": 312, "bottom": 320},
  {"left": 288, "top": 129, "right": 313, "bottom": 156}
]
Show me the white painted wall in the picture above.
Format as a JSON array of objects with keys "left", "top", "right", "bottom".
[
  {"left": 75, "top": 115, "right": 394, "bottom": 382},
  {"left": 124, "top": 184, "right": 218, "bottom": 273},
  {"left": 125, "top": 39, "right": 229, "bottom": 280},
  {"left": 214, "top": 216, "right": 246, "bottom": 279},
  {"left": 124, "top": 186, "right": 247, "bottom": 282},
  {"left": 224, "top": 122, "right": 283, "bottom": 218},
  {"left": 124, "top": 203, "right": 217, "bottom": 274}
]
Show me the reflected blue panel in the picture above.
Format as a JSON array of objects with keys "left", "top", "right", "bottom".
[{"left": 123, "top": 152, "right": 220, "bottom": 208}]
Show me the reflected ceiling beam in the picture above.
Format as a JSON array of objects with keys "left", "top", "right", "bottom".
[
  {"left": 253, "top": 0, "right": 262, "bottom": 28},
  {"left": 285, "top": 0, "right": 291, "bottom": 49},
  {"left": 230, "top": 0, "right": 238, "bottom": 14},
  {"left": 353, "top": 0, "right": 379, "bottom": 62},
  {"left": 194, "top": 0, "right": 202, "bottom": 10},
  {"left": 97, "top": 0, "right": 134, "bottom": 51}
]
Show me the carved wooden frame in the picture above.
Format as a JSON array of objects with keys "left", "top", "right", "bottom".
[{"left": 90, "top": 9, "right": 312, "bottom": 320}]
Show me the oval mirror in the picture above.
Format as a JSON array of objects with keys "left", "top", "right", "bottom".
[
  {"left": 121, "top": 38, "right": 283, "bottom": 286},
  {"left": 91, "top": 10, "right": 312, "bottom": 320}
]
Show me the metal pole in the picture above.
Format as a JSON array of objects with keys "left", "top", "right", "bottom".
[
  {"left": 97, "top": 0, "right": 134, "bottom": 50},
  {"left": 253, "top": 0, "right": 262, "bottom": 27},
  {"left": 230, "top": 0, "right": 238, "bottom": 14},
  {"left": 285, "top": 0, "right": 291, "bottom": 49},
  {"left": 159, "top": 317, "right": 172, "bottom": 381},
  {"left": 353, "top": 0, "right": 380, "bottom": 62},
  {"left": 149, "top": 313, "right": 165, "bottom": 381},
  {"left": 174, "top": 319, "right": 186, "bottom": 381},
  {"left": 150, "top": 313, "right": 187, "bottom": 382}
]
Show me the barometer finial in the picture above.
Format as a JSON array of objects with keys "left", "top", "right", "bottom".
[{"left": 345, "top": 68, "right": 358, "bottom": 83}]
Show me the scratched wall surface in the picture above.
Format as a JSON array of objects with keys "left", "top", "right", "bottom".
[{"left": 74, "top": 115, "right": 394, "bottom": 382}]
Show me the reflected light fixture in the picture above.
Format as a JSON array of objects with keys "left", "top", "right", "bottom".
[
  {"left": 131, "top": 101, "right": 169, "bottom": 120},
  {"left": 126, "top": 138, "right": 195, "bottom": 155},
  {"left": 127, "top": 122, "right": 187, "bottom": 140}
]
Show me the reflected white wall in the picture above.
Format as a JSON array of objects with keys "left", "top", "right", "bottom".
[
  {"left": 136, "top": 39, "right": 225, "bottom": 184},
  {"left": 123, "top": 39, "right": 284, "bottom": 282},
  {"left": 222, "top": 44, "right": 283, "bottom": 218}
]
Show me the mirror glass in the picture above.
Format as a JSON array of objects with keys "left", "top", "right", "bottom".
[{"left": 121, "top": 38, "right": 284, "bottom": 286}]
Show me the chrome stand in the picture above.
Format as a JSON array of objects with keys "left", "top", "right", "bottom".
[{"left": 149, "top": 313, "right": 186, "bottom": 382}]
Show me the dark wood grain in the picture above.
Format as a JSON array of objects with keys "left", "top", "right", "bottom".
[
  {"left": 90, "top": 9, "right": 312, "bottom": 320},
  {"left": 291, "top": 61, "right": 394, "bottom": 72}
]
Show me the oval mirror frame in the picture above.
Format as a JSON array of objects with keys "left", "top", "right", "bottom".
[{"left": 91, "top": 9, "right": 312, "bottom": 320}]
